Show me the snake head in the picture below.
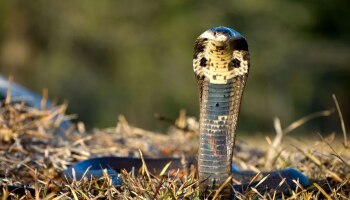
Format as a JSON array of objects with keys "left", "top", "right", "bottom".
[{"left": 193, "top": 26, "right": 250, "bottom": 84}]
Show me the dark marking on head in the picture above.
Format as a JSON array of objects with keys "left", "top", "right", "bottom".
[
  {"left": 215, "top": 103, "right": 219, "bottom": 107},
  {"left": 200, "top": 57, "right": 207, "bottom": 67},
  {"left": 193, "top": 38, "right": 207, "bottom": 59},
  {"left": 213, "top": 75, "right": 216, "bottom": 80},
  {"left": 230, "top": 38, "right": 248, "bottom": 51},
  {"left": 230, "top": 58, "right": 241, "bottom": 68},
  {"left": 196, "top": 74, "right": 205, "bottom": 80},
  {"left": 216, "top": 46, "right": 225, "bottom": 51},
  {"left": 243, "top": 52, "right": 250, "bottom": 61},
  {"left": 228, "top": 63, "right": 233, "bottom": 71}
]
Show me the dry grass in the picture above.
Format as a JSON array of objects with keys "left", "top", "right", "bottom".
[{"left": 0, "top": 97, "right": 349, "bottom": 199}]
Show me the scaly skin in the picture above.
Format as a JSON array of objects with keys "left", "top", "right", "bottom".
[{"left": 193, "top": 27, "right": 249, "bottom": 198}]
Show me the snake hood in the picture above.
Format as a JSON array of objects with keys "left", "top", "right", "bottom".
[{"left": 193, "top": 26, "right": 250, "bottom": 84}]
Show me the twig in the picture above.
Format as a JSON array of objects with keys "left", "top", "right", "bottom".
[
  {"left": 317, "top": 132, "right": 350, "bottom": 168},
  {"left": 5, "top": 76, "right": 13, "bottom": 105},
  {"left": 139, "top": 149, "right": 151, "bottom": 181},
  {"left": 153, "top": 177, "right": 164, "bottom": 200},
  {"left": 313, "top": 183, "right": 332, "bottom": 200},
  {"left": 265, "top": 117, "right": 283, "bottom": 169},
  {"left": 283, "top": 109, "right": 334, "bottom": 135},
  {"left": 332, "top": 94, "right": 348, "bottom": 147},
  {"left": 41, "top": 88, "right": 48, "bottom": 111},
  {"left": 212, "top": 175, "right": 232, "bottom": 200}
]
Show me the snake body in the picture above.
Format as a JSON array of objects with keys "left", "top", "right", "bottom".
[
  {"left": 193, "top": 27, "right": 249, "bottom": 197},
  {"left": 192, "top": 27, "right": 309, "bottom": 198},
  {"left": 1, "top": 27, "right": 308, "bottom": 198}
]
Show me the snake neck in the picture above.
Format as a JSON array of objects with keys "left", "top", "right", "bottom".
[{"left": 198, "top": 77, "right": 246, "bottom": 198}]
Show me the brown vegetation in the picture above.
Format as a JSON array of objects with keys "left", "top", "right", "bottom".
[{"left": 0, "top": 98, "right": 349, "bottom": 199}]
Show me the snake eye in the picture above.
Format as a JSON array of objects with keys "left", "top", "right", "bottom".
[
  {"left": 230, "top": 58, "right": 241, "bottom": 68},
  {"left": 200, "top": 57, "right": 207, "bottom": 67}
]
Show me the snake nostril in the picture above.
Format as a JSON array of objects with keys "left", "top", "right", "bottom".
[{"left": 215, "top": 103, "right": 219, "bottom": 107}]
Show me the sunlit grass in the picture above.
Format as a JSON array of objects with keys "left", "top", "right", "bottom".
[{"left": 0, "top": 97, "right": 349, "bottom": 199}]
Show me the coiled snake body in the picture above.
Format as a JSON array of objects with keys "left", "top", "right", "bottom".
[{"left": 0, "top": 27, "right": 308, "bottom": 199}]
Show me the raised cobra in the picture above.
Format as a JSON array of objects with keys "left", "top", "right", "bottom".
[
  {"left": 193, "top": 27, "right": 308, "bottom": 198},
  {"left": 0, "top": 27, "right": 308, "bottom": 199},
  {"left": 193, "top": 27, "right": 250, "bottom": 197}
]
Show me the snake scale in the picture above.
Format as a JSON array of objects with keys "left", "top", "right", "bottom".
[{"left": 0, "top": 27, "right": 308, "bottom": 199}]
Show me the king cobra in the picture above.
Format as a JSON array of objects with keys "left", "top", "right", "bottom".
[
  {"left": 0, "top": 27, "right": 308, "bottom": 198},
  {"left": 192, "top": 27, "right": 308, "bottom": 198}
]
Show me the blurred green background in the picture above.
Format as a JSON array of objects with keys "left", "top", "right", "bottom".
[{"left": 0, "top": 1, "right": 349, "bottom": 134}]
